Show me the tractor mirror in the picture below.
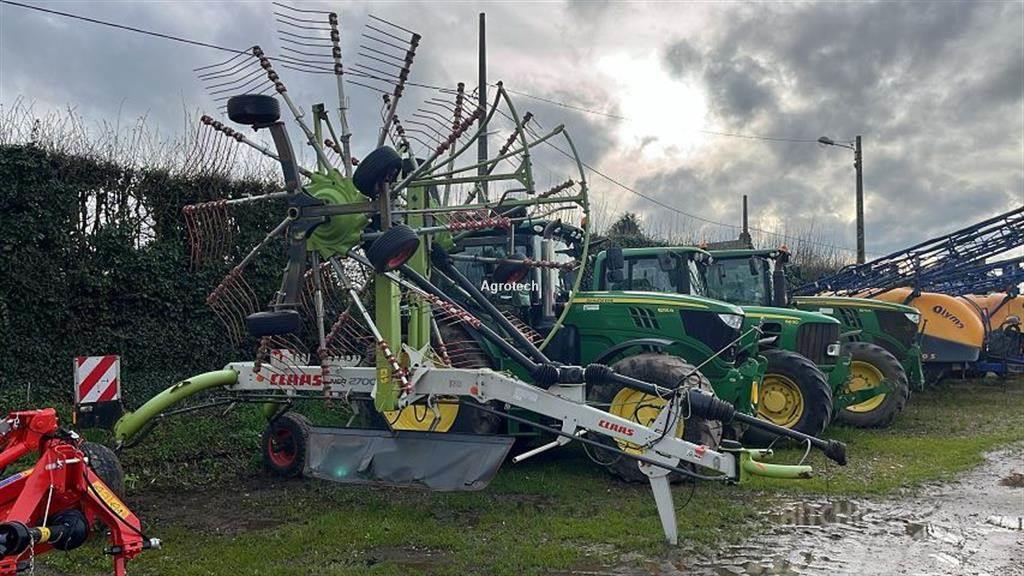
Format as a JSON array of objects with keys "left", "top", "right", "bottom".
[
  {"left": 608, "top": 269, "right": 624, "bottom": 283},
  {"left": 605, "top": 247, "right": 624, "bottom": 271},
  {"left": 748, "top": 257, "right": 760, "bottom": 276}
]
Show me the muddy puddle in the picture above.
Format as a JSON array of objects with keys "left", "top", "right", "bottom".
[{"left": 604, "top": 446, "right": 1024, "bottom": 576}]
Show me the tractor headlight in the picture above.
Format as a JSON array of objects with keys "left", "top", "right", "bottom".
[
  {"left": 717, "top": 313, "right": 744, "bottom": 330},
  {"left": 826, "top": 343, "right": 841, "bottom": 357},
  {"left": 904, "top": 312, "right": 921, "bottom": 325}
]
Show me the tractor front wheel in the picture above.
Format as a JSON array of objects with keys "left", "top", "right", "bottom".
[
  {"left": 745, "top": 349, "right": 833, "bottom": 447},
  {"left": 261, "top": 412, "right": 312, "bottom": 478},
  {"left": 588, "top": 353, "right": 722, "bottom": 483},
  {"left": 835, "top": 341, "right": 909, "bottom": 428}
]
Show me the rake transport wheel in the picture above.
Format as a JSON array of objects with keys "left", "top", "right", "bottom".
[
  {"left": 352, "top": 146, "right": 403, "bottom": 198},
  {"left": 261, "top": 412, "right": 312, "bottom": 478},
  {"left": 379, "top": 323, "right": 504, "bottom": 434},
  {"left": 835, "top": 341, "right": 910, "bottom": 428},
  {"left": 366, "top": 224, "right": 421, "bottom": 272},
  {"left": 82, "top": 442, "right": 126, "bottom": 497},
  {"left": 226, "top": 94, "right": 281, "bottom": 125},
  {"left": 588, "top": 354, "right": 722, "bottom": 484},
  {"left": 744, "top": 349, "right": 833, "bottom": 447}
]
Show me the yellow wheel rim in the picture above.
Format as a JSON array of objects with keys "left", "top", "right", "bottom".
[
  {"left": 608, "top": 387, "right": 682, "bottom": 454},
  {"left": 383, "top": 401, "right": 460, "bottom": 433},
  {"left": 756, "top": 374, "right": 804, "bottom": 428},
  {"left": 845, "top": 361, "right": 887, "bottom": 413}
]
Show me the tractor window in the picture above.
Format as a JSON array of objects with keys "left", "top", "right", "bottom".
[
  {"left": 608, "top": 257, "right": 676, "bottom": 293},
  {"left": 705, "top": 258, "right": 769, "bottom": 306}
]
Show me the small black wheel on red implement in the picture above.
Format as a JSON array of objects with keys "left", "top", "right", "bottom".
[
  {"left": 82, "top": 441, "right": 126, "bottom": 497},
  {"left": 261, "top": 412, "right": 312, "bottom": 478},
  {"left": 366, "top": 224, "right": 420, "bottom": 272},
  {"left": 353, "top": 146, "right": 403, "bottom": 198},
  {"left": 227, "top": 94, "right": 281, "bottom": 126},
  {"left": 492, "top": 254, "right": 530, "bottom": 284}
]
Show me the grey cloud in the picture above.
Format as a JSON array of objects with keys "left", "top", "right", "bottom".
[{"left": 641, "top": 1, "right": 1022, "bottom": 256}]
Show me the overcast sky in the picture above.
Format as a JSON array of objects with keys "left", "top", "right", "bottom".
[{"left": 1, "top": 0, "right": 1022, "bottom": 259}]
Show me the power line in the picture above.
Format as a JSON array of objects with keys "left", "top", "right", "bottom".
[
  {"left": 499, "top": 85, "right": 822, "bottom": 144},
  {"left": 0, "top": 0, "right": 243, "bottom": 54},
  {"left": 2, "top": 0, "right": 862, "bottom": 255},
  {"left": 3, "top": 0, "right": 826, "bottom": 146},
  {"left": 0, "top": 0, "right": 452, "bottom": 93},
  {"left": 511, "top": 113, "right": 864, "bottom": 256}
]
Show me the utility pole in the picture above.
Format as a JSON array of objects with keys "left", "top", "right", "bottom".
[
  {"left": 818, "top": 134, "right": 866, "bottom": 263},
  {"left": 477, "top": 12, "right": 488, "bottom": 200},
  {"left": 854, "top": 135, "right": 865, "bottom": 264},
  {"left": 739, "top": 194, "right": 752, "bottom": 248}
]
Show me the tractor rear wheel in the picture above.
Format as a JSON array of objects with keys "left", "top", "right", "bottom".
[
  {"left": 588, "top": 354, "right": 722, "bottom": 484},
  {"left": 744, "top": 349, "right": 833, "bottom": 447},
  {"left": 835, "top": 341, "right": 909, "bottom": 428},
  {"left": 261, "top": 412, "right": 312, "bottom": 478},
  {"left": 82, "top": 442, "right": 126, "bottom": 497}
]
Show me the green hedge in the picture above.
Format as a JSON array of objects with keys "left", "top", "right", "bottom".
[{"left": 0, "top": 144, "right": 283, "bottom": 407}]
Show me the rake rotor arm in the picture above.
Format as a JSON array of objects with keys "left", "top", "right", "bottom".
[
  {"left": 428, "top": 245, "right": 550, "bottom": 365},
  {"left": 382, "top": 260, "right": 541, "bottom": 371}
]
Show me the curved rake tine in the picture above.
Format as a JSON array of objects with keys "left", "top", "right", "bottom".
[{"left": 252, "top": 46, "right": 334, "bottom": 171}]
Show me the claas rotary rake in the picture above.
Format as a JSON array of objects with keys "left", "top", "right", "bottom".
[{"left": 73, "top": 6, "right": 847, "bottom": 545}]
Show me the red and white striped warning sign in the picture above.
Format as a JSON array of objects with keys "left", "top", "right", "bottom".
[{"left": 74, "top": 356, "right": 121, "bottom": 404}]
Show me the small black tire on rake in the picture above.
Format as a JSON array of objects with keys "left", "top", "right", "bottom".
[
  {"left": 353, "top": 146, "right": 403, "bottom": 198},
  {"left": 82, "top": 442, "right": 126, "bottom": 498},
  {"left": 246, "top": 309, "right": 304, "bottom": 338},
  {"left": 227, "top": 94, "right": 281, "bottom": 126},
  {"left": 366, "top": 224, "right": 421, "bottom": 272},
  {"left": 262, "top": 412, "right": 312, "bottom": 478},
  {"left": 492, "top": 254, "right": 530, "bottom": 284}
]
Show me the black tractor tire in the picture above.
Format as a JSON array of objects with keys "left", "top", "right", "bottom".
[
  {"left": 744, "top": 349, "right": 833, "bottom": 447},
  {"left": 352, "top": 146, "right": 403, "bottom": 197},
  {"left": 835, "top": 341, "right": 910, "bottom": 428},
  {"left": 227, "top": 94, "right": 281, "bottom": 126},
  {"left": 261, "top": 412, "right": 312, "bottom": 478},
  {"left": 82, "top": 442, "right": 126, "bottom": 497},
  {"left": 366, "top": 225, "right": 420, "bottom": 272},
  {"left": 370, "top": 322, "right": 504, "bottom": 435},
  {"left": 587, "top": 354, "right": 722, "bottom": 484}
]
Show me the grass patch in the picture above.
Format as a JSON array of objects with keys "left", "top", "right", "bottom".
[
  {"left": 748, "top": 377, "right": 1024, "bottom": 494},
  {"left": 26, "top": 377, "right": 1024, "bottom": 575}
]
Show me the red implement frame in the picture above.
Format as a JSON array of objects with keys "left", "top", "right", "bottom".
[{"left": 0, "top": 409, "right": 150, "bottom": 576}]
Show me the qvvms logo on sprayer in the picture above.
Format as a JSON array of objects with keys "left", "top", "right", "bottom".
[{"left": 932, "top": 305, "right": 966, "bottom": 329}]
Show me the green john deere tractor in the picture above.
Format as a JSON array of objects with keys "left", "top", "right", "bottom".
[
  {"left": 589, "top": 246, "right": 842, "bottom": 442},
  {"left": 379, "top": 220, "right": 770, "bottom": 481},
  {"left": 706, "top": 248, "right": 917, "bottom": 428}
]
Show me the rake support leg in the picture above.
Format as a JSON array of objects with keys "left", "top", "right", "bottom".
[{"left": 647, "top": 472, "right": 678, "bottom": 545}]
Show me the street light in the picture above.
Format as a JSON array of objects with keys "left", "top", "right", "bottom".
[{"left": 819, "top": 135, "right": 865, "bottom": 264}]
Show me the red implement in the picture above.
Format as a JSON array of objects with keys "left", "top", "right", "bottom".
[{"left": 0, "top": 409, "right": 156, "bottom": 576}]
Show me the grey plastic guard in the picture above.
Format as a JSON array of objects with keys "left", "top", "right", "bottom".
[{"left": 305, "top": 427, "right": 515, "bottom": 491}]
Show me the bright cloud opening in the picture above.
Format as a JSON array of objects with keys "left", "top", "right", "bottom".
[{"left": 599, "top": 53, "right": 710, "bottom": 160}]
